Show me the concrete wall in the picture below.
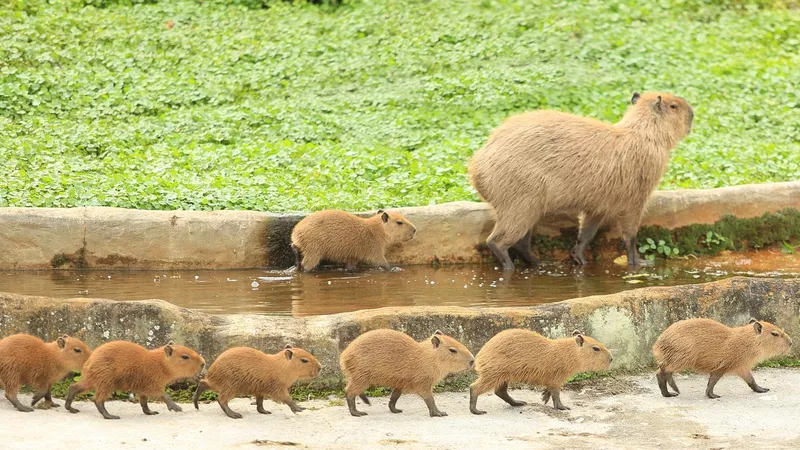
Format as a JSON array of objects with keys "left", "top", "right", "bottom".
[
  {"left": 1, "top": 182, "right": 799, "bottom": 270},
  {"left": 1, "top": 277, "right": 797, "bottom": 388}
]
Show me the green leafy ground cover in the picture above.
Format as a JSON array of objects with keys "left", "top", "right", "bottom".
[{"left": 1, "top": 0, "right": 798, "bottom": 212}]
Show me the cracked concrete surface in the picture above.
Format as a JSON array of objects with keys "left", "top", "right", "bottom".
[{"left": 2, "top": 368, "right": 800, "bottom": 449}]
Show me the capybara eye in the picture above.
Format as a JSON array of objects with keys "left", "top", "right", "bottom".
[
  {"left": 670, "top": 104, "right": 678, "bottom": 110},
  {"left": 181, "top": 355, "right": 190, "bottom": 360},
  {"left": 592, "top": 346, "right": 600, "bottom": 352},
  {"left": 300, "top": 358, "right": 309, "bottom": 363},
  {"left": 771, "top": 331, "right": 780, "bottom": 337},
  {"left": 396, "top": 220, "right": 403, "bottom": 225},
  {"left": 73, "top": 348, "right": 82, "bottom": 353},
  {"left": 449, "top": 348, "right": 457, "bottom": 354}
]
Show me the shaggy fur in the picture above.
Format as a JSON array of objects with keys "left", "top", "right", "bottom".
[
  {"left": 0, "top": 334, "right": 92, "bottom": 412},
  {"left": 340, "top": 329, "right": 474, "bottom": 417},
  {"left": 291, "top": 209, "right": 416, "bottom": 271},
  {"left": 469, "top": 329, "right": 612, "bottom": 414},
  {"left": 468, "top": 91, "right": 694, "bottom": 270},
  {"left": 193, "top": 345, "right": 321, "bottom": 419},
  {"left": 65, "top": 340, "right": 206, "bottom": 419},
  {"left": 653, "top": 318, "right": 792, "bottom": 399}
]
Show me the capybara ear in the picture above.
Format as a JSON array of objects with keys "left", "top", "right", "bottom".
[
  {"left": 431, "top": 335, "right": 441, "bottom": 349},
  {"left": 574, "top": 333, "right": 585, "bottom": 347},
  {"left": 651, "top": 95, "right": 663, "bottom": 113},
  {"left": 164, "top": 344, "right": 174, "bottom": 357},
  {"left": 381, "top": 212, "right": 389, "bottom": 223},
  {"left": 377, "top": 209, "right": 384, "bottom": 215},
  {"left": 57, "top": 336, "right": 67, "bottom": 349},
  {"left": 572, "top": 330, "right": 582, "bottom": 337},
  {"left": 284, "top": 344, "right": 293, "bottom": 349},
  {"left": 752, "top": 320, "right": 763, "bottom": 335},
  {"left": 434, "top": 330, "right": 444, "bottom": 336},
  {"left": 749, "top": 318, "right": 758, "bottom": 324},
  {"left": 285, "top": 348, "right": 294, "bottom": 360},
  {"left": 631, "top": 92, "right": 641, "bottom": 104}
]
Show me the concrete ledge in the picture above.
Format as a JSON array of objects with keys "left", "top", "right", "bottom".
[
  {"left": 1, "top": 277, "right": 798, "bottom": 388},
  {"left": 1, "top": 181, "right": 799, "bottom": 269}
]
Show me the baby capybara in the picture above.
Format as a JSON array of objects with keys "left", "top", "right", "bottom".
[
  {"left": 193, "top": 345, "right": 321, "bottom": 419},
  {"left": 291, "top": 209, "right": 416, "bottom": 271},
  {"left": 0, "top": 334, "right": 91, "bottom": 412},
  {"left": 653, "top": 318, "right": 792, "bottom": 399},
  {"left": 64, "top": 340, "right": 205, "bottom": 419},
  {"left": 470, "top": 329, "right": 612, "bottom": 414},
  {"left": 340, "top": 329, "right": 474, "bottom": 417},
  {"left": 469, "top": 92, "right": 694, "bottom": 270}
]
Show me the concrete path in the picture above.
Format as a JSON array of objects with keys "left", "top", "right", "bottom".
[{"left": 2, "top": 369, "right": 800, "bottom": 449}]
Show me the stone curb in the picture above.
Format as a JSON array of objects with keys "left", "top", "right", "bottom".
[
  {"left": 1, "top": 182, "right": 798, "bottom": 269},
  {"left": 1, "top": 277, "right": 798, "bottom": 388}
]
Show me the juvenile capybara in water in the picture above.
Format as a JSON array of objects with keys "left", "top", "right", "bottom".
[
  {"left": 193, "top": 345, "right": 321, "bottom": 419},
  {"left": 340, "top": 329, "right": 474, "bottom": 417},
  {"left": 291, "top": 209, "right": 416, "bottom": 271},
  {"left": 0, "top": 334, "right": 92, "bottom": 412},
  {"left": 653, "top": 318, "right": 792, "bottom": 399},
  {"left": 64, "top": 340, "right": 205, "bottom": 419},
  {"left": 469, "top": 329, "right": 612, "bottom": 414},
  {"left": 469, "top": 92, "right": 694, "bottom": 270}
]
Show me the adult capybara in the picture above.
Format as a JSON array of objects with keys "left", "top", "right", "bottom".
[
  {"left": 193, "top": 345, "right": 321, "bottom": 419},
  {"left": 653, "top": 318, "right": 792, "bottom": 399},
  {"left": 64, "top": 340, "right": 205, "bottom": 419},
  {"left": 0, "top": 334, "right": 91, "bottom": 412},
  {"left": 291, "top": 209, "right": 416, "bottom": 271},
  {"left": 469, "top": 92, "right": 694, "bottom": 270},
  {"left": 340, "top": 329, "right": 474, "bottom": 417},
  {"left": 469, "top": 329, "right": 612, "bottom": 414}
]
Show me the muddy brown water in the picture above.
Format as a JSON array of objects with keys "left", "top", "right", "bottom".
[{"left": 1, "top": 252, "right": 797, "bottom": 316}]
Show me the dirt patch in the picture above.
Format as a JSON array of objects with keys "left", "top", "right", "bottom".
[{"left": 565, "top": 376, "right": 648, "bottom": 397}]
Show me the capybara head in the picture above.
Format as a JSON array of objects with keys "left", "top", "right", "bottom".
[
  {"left": 749, "top": 319, "right": 792, "bottom": 358},
  {"left": 377, "top": 209, "right": 417, "bottom": 244},
  {"left": 430, "top": 330, "right": 475, "bottom": 373},
  {"left": 629, "top": 91, "right": 694, "bottom": 138},
  {"left": 56, "top": 335, "right": 92, "bottom": 373},
  {"left": 162, "top": 341, "right": 206, "bottom": 379},
  {"left": 282, "top": 344, "right": 322, "bottom": 379},
  {"left": 572, "top": 330, "right": 613, "bottom": 371}
]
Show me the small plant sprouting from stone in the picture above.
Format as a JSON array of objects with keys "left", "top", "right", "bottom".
[
  {"left": 781, "top": 241, "right": 797, "bottom": 255},
  {"left": 702, "top": 231, "right": 728, "bottom": 248},
  {"left": 639, "top": 238, "right": 681, "bottom": 261}
]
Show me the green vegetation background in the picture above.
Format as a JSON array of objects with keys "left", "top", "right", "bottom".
[{"left": 1, "top": 0, "right": 798, "bottom": 212}]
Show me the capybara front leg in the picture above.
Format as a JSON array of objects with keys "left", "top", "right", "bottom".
[
  {"left": 549, "top": 389, "right": 570, "bottom": 410},
  {"left": 495, "top": 382, "right": 526, "bottom": 407},
  {"left": 706, "top": 371, "right": 724, "bottom": 399},
  {"left": 739, "top": 370, "right": 769, "bottom": 393},
  {"left": 571, "top": 214, "right": 603, "bottom": 265},
  {"left": 388, "top": 389, "right": 402, "bottom": 413},
  {"left": 423, "top": 392, "right": 447, "bottom": 417},
  {"left": 162, "top": 393, "right": 182, "bottom": 412}
]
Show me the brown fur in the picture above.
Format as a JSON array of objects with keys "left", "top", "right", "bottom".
[
  {"left": 65, "top": 340, "right": 205, "bottom": 419},
  {"left": 469, "top": 329, "right": 612, "bottom": 413},
  {"left": 193, "top": 345, "right": 321, "bottom": 419},
  {"left": 468, "top": 92, "right": 694, "bottom": 270},
  {"left": 653, "top": 318, "right": 792, "bottom": 398},
  {"left": 340, "top": 329, "right": 474, "bottom": 417},
  {"left": 291, "top": 209, "right": 416, "bottom": 271},
  {"left": 0, "top": 334, "right": 91, "bottom": 412}
]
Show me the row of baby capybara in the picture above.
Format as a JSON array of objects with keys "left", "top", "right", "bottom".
[
  {"left": 0, "top": 317, "right": 792, "bottom": 419},
  {"left": 290, "top": 91, "right": 695, "bottom": 273}
]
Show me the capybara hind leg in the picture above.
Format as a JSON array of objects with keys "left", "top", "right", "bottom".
[
  {"left": 657, "top": 367, "right": 679, "bottom": 397},
  {"left": 548, "top": 389, "right": 570, "bottom": 410},
  {"left": 255, "top": 396, "right": 272, "bottom": 415},
  {"left": 358, "top": 393, "right": 371, "bottom": 406},
  {"left": 291, "top": 244, "right": 302, "bottom": 269},
  {"left": 495, "top": 382, "right": 526, "bottom": 407},
  {"left": 738, "top": 369, "right": 769, "bottom": 393},
  {"left": 218, "top": 394, "right": 242, "bottom": 419},
  {"left": 4, "top": 386, "right": 34, "bottom": 413},
  {"left": 95, "top": 399, "right": 120, "bottom": 420},
  {"left": 487, "top": 210, "right": 534, "bottom": 271},
  {"left": 511, "top": 230, "right": 538, "bottom": 266},
  {"left": 162, "top": 393, "right": 182, "bottom": 412},
  {"left": 346, "top": 395, "right": 367, "bottom": 417},
  {"left": 666, "top": 373, "right": 680, "bottom": 394},
  {"left": 300, "top": 253, "right": 322, "bottom": 272},
  {"left": 388, "top": 389, "right": 402, "bottom": 413},
  {"left": 469, "top": 378, "right": 495, "bottom": 415},
  {"left": 44, "top": 391, "right": 59, "bottom": 408},
  {"left": 422, "top": 392, "right": 447, "bottom": 417},
  {"left": 139, "top": 395, "right": 158, "bottom": 416},
  {"left": 706, "top": 371, "right": 724, "bottom": 399},
  {"left": 65, "top": 381, "right": 90, "bottom": 413},
  {"left": 571, "top": 214, "right": 603, "bottom": 265}
]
